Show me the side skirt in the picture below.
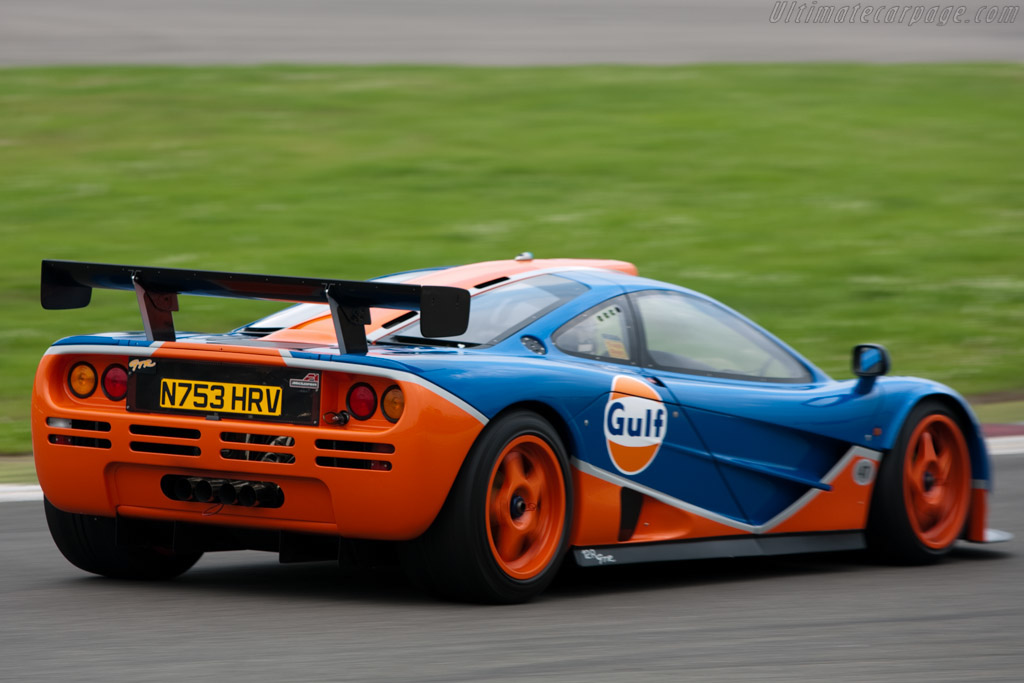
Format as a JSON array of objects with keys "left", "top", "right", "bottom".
[{"left": 573, "top": 531, "right": 865, "bottom": 567}]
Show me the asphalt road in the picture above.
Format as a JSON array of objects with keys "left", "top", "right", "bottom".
[
  {"left": 1, "top": 451, "right": 1020, "bottom": 682},
  {"left": 1, "top": 0, "right": 1022, "bottom": 65},
  {"left": 3, "top": 4, "right": 1020, "bottom": 679}
]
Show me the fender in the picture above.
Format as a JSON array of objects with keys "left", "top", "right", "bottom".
[{"left": 872, "top": 376, "right": 990, "bottom": 487}]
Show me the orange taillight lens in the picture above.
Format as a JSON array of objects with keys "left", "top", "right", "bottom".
[
  {"left": 381, "top": 385, "right": 404, "bottom": 423},
  {"left": 68, "top": 362, "right": 97, "bottom": 398}
]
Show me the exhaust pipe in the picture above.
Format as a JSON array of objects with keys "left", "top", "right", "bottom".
[
  {"left": 159, "top": 475, "right": 283, "bottom": 508},
  {"left": 169, "top": 476, "right": 205, "bottom": 502},
  {"left": 192, "top": 478, "right": 227, "bottom": 503},
  {"left": 217, "top": 480, "right": 245, "bottom": 505},
  {"left": 238, "top": 482, "right": 283, "bottom": 508}
]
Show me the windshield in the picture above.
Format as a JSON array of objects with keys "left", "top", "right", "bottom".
[
  {"left": 381, "top": 274, "right": 588, "bottom": 347},
  {"left": 633, "top": 290, "right": 812, "bottom": 383}
]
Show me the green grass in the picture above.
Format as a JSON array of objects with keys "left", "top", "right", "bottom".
[
  {"left": 1, "top": 65, "right": 1022, "bottom": 454},
  {"left": 973, "top": 401, "right": 1024, "bottom": 424},
  {"left": 0, "top": 457, "right": 37, "bottom": 484}
]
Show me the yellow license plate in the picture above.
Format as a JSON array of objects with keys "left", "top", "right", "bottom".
[{"left": 159, "top": 379, "right": 282, "bottom": 416}]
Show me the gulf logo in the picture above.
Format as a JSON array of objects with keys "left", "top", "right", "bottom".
[{"left": 604, "top": 375, "right": 667, "bottom": 475}]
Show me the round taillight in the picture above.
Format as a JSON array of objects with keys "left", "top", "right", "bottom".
[
  {"left": 101, "top": 364, "right": 129, "bottom": 401},
  {"left": 346, "top": 383, "right": 377, "bottom": 420},
  {"left": 381, "top": 385, "right": 404, "bottom": 423},
  {"left": 68, "top": 362, "right": 97, "bottom": 398}
]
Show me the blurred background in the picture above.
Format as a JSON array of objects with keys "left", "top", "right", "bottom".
[
  {"left": 1, "top": 2, "right": 1022, "bottom": 681},
  {"left": 2, "top": 2, "right": 1021, "bottom": 457},
  {"left": 4, "top": 3, "right": 1021, "bottom": 456}
]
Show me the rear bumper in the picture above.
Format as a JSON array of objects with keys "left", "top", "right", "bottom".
[{"left": 32, "top": 346, "right": 485, "bottom": 540}]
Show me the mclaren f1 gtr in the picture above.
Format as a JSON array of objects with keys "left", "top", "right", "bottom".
[{"left": 32, "top": 255, "right": 1006, "bottom": 602}]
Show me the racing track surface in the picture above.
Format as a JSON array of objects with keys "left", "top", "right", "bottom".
[
  {"left": 1, "top": 449, "right": 1021, "bottom": 682},
  {"left": 2, "top": 0, "right": 1022, "bottom": 65},
  {"left": 2, "top": 3, "right": 1022, "bottom": 679}
]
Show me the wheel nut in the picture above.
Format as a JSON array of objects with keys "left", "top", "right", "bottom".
[{"left": 510, "top": 494, "right": 527, "bottom": 519}]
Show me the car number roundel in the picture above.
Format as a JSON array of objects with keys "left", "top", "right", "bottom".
[{"left": 604, "top": 375, "right": 667, "bottom": 475}]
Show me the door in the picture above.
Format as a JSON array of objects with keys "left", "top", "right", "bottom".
[
  {"left": 628, "top": 289, "right": 886, "bottom": 527},
  {"left": 552, "top": 294, "right": 746, "bottom": 523}
]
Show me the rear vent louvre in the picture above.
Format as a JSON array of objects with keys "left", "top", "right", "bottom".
[
  {"left": 316, "top": 456, "right": 392, "bottom": 471},
  {"left": 221, "top": 432, "right": 294, "bottom": 445},
  {"left": 130, "top": 441, "right": 201, "bottom": 456},
  {"left": 130, "top": 424, "right": 200, "bottom": 439},
  {"left": 221, "top": 450, "right": 295, "bottom": 464},
  {"left": 48, "top": 434, "right": 111, "bottom": 449},
  {"left": 315, "top": 440, "right": 395, "bottom": 454},
  {"left": 47, "top": 417, "right": 113, "bottom": 448},
  {"left": 46, "top": 417, "right": 111, "bottom": 432},
  {"left": 220, "top": 433, "right": 296, "bottom": 463}
]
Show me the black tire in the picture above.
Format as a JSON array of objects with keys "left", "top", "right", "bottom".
[
  {"left": 867, "top": 400, "right": 972, "bottom": 564},
  {"left": 44, "top": 498, "right": 202, "bottom": 580},
  {"left": 402, "top": 411, "right": 573, "bottom": 603}
]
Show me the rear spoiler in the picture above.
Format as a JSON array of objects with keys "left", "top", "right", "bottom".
[{"left": 40, "top": 259, "right": 469, "bottom": 354}]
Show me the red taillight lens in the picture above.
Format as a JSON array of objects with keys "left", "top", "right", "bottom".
[
  {"left": 346, "top": 383, "right": 377, "bottom": 420},
  {"left": 101, "top": 364, "right": 128, "bottom": 401}
]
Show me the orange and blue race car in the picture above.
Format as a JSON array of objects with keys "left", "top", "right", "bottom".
[{"left": 33, "top": 255, "right": 1009, "bottom": 602}]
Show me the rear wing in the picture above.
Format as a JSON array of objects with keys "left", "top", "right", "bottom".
[{"left": 40, "top": 259, "right": 469, "bottom": 354}]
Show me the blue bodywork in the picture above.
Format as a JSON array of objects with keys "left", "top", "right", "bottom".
[
  {"left": 54, "top": 267, "right": 989, "bottom": 529},
  {"left": 370, "top": 268, "right": 989, "bottom": 527}
]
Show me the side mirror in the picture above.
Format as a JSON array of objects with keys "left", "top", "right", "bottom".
[
  {"left": 852, "top": 344, "right": 890, "bottom": 377},
  {"left": 852, "top": 344, "right": 890, "bottom": 393}
]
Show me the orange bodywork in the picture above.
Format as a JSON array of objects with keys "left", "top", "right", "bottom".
[
  {"left": 33, "top": 346, "right": 484, "bottom": 540},
  {"left": 570, "top": 469, "right": 748, "bottom": 546},
  {"left": 34, "top": 349, "right": 880, "bottom": 546},
  {"left": 570, "top": 450, "right": 878, "bottom": 547},
  {"left": 32, "top": 258, "right": 638, "bottom": 542},
  {"left": 766, "top": 454, "right": 876, "bottom": 534},
  {"left": 33, "top": 257, "right": 895, "bottom": 554},
  {"left": 967, "top": 487, "right": 988, "bottom": 542}
]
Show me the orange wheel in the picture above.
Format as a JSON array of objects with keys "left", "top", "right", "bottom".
[
  {"left": 485, "top": 435, "right": 567, "bottom": 580},
  {"left": 901, "top": 414, "right": 970, "bottom": 549},
  {"left": 868, "top": 401, "right": 973, "bottom": 563},
  {"left": 400, "top": 411, "right": 572, "bottom": 603}
]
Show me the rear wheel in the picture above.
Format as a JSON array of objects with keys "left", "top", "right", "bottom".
[
  {"left": 44, "top": 499, "right": 202, "bottom": 580},
  {"left": 868, "top": 401, "right": 972, "bottom": 563},
  {"left": 402, "top": 411, "right": 572, "bottom": 603}
]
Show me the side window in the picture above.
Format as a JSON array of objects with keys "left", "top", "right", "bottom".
[
  {"left": 553, "top": 296, "right": 635, "bottom": 363},
  {"left": 632, "top": 290, "right": 812, "bottom": 383}
]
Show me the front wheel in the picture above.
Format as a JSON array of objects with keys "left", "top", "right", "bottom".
[
  {"left": 402, "top": 411, "right": 572, "bottom": 603},
  {"left": 868, "top": 401, "right": 972, "bottom": 563},
  {"left": 45, "top": 498, "right": 202, "bottom": 580}
]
